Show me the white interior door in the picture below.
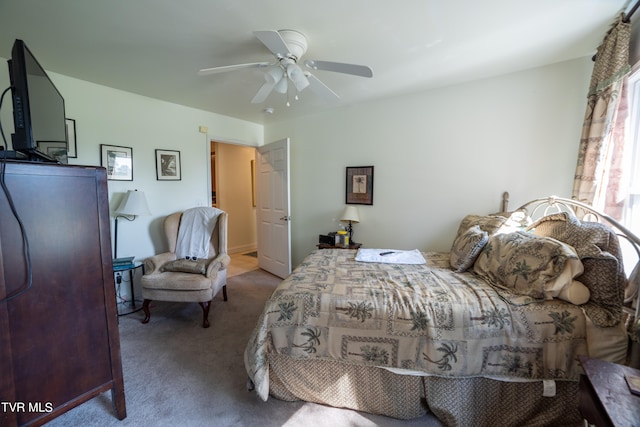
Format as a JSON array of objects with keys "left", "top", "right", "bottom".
[{"left": 256, "top": 138, "right": 291, "bottom": 278}]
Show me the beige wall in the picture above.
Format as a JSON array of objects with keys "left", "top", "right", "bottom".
[
  {"left": 215, "top": 142, "right": 257, "bottom": 254},
  {"left": 0, "top": 60, "right": 264, "bottom": 260},
  {"left": 0, "top": 53, "right": 595, "bottom": 267},
  {"left": 267, "top": 57, "right": 593, "bottom": 267}
]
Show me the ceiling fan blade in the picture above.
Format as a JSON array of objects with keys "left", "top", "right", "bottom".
[
  {"left": 304, "top": 60, "right": 373, "bottom": 78},
  {"left": 306, "top": 74, "right": 340, "bottom": 102},
  {"left": 251, "top": 81, "right": 276, "bottom": 104},
  {"left": 254, "top": 30, "right": 291, "bottom": 58},
  {"left": 197, "top": 62, "right": 270, "bottom": 76}
]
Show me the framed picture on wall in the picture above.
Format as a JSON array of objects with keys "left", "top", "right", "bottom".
[
  {"left": 101, "top": 144, "right": 133, "bottom": 181},
  {"left": 346, "top": 166, "right": 374, "bottom": 205},
  {"left": 156, "top": 149, "right": 181, "bottom": 181}
]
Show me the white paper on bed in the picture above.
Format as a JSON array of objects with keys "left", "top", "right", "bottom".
[
  {"left": 175, "top": 207, "right": 223, "bottom": 260},
  {"left": 355, "top": 248, "right": 426, "bottom": 264}
]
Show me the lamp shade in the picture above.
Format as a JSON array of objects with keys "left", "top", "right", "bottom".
[
  {"left": 341, "top": 206, "right": 360, "bottom": 223},
  {"left": 115, "top": 190, "right": 151, "bottom": 216}
]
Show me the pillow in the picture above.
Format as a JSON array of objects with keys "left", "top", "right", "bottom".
[
  {"left": 456, "top": 214, "right": 507, "bottom": 237},
  {"left": 556, "top": 280, "right": 591, "bottom": 305},
  {"left": 473, "top": 231, "right": 582, "bottom": 300},
  {"left": 161, "top": 258, "right": 207, "bottom": 275},
  {"left": 528, "top": 212, "right": 626, "bottom": 327},
  {"left": 450, "top": 225, "right": 488, "bottom": 272},
  {"left": 495, "top": 210, "right": 533, "bottom": 234},
  {"left": 544, "top": 254, "right": 585, "bottom": 300}
]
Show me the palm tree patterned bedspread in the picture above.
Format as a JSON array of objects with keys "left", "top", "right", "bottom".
[{"left": 245, "top": 249, "right": 588, "bottom": 401}]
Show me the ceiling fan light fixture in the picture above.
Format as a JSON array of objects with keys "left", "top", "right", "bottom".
[
  {"left": 265, "top": 66, "right": 284, "bottom": 85},
  {"left": 274, "top": 76, "right": 288, "bottom": 94},
  {"left": 286, "top": 63, "right": 309, "bottom": 91}
]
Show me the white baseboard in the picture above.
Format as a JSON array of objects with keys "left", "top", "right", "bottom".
[{"left": 228, "top": 244, "right": 257, "bottom": 255}]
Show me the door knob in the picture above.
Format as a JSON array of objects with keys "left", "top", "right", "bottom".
[{"left": 280, "top": 216, "right": 290, "bottom": 221}]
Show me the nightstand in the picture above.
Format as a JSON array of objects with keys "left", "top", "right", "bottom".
[
  {"left": 578, "top": 355, "right": 640, "bottom": 426},
  {"left": 317, "top": 242, "right": 362, "bottom": 250},
  {"left": 113, "top": 261, "right": 145, "bottom": 316}
]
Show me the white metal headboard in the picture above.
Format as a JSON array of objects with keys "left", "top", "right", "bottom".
[{"left": 501, "top": 192, "right": 640, "bottom": 327}]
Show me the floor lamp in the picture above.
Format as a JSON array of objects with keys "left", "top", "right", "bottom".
[{"left": 114, "top": 189, "right": 151, "bottom": 259}]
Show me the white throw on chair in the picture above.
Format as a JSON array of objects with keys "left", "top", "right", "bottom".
[{"left": 140, "top": 207, "right": 230, "bottom": 328}]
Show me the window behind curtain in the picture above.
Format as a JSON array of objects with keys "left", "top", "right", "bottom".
[
  {"left": 623, "top": 67, "right": 640, "bottom": 236},
  {"left": 618, "top": 65, "right": 640, "bottom": 274}
]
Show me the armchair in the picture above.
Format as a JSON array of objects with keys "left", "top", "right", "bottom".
[{"left": 140, "top": 207, "right": 230, "bottom": 328}]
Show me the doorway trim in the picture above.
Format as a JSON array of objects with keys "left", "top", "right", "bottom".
[{"left": 204, "top": 133, "right": 260, "bottom": 255}]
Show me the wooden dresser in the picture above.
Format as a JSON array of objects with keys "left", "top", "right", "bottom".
[{"left": 0, "top": 161, "right": 125, "bottom": 426}]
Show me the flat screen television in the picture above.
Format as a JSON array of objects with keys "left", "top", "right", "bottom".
[{"left": 7, "top": 39, "right": 67, "bottom": 163}]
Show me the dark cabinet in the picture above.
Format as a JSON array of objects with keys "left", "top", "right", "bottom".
[{"left": 0, "top": 161, "right": 125, "bottom": 426}]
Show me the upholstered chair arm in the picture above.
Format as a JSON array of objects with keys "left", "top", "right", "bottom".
[
  {"left": 205, "top": 253, "right": 231, "bottom": 277},
  {"left": 143, "top": 252, "right": 177, "bottom": 275}
]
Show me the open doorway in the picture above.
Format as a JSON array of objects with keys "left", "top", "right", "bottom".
[{"left": 210, "top": 140, "right": 258, "bottom": 255}]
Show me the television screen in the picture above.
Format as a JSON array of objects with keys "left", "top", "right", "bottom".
[{"left": 8, "top": 39, "right": 67, "bottom": 163}]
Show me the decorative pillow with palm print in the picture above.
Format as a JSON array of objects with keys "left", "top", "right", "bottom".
[
  {"left": 450, "top": 225, "right": 489, "bottom": 272},
  {"left": 473, "top": 231, "right": 583, "bottom": 301},
  {"left": 455, "top": 214, "right": 508, "bottom": 236},
  {"left": 528, "top": 212, "right": 627, "bottom": 327}
]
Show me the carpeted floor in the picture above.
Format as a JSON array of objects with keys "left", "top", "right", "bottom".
[{"left": 46, "top": 269, "right": 442, "bottom": 427}]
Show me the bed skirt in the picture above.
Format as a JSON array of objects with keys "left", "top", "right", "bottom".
[
  {"left": 268, "top": 353, "right": 427, "bottom": 419},
  {"left": 424, "top": 376, "right": 581, "bottom": 426},
  {"left": 267, "top": 353, "right": 581, "bottom": 426}
]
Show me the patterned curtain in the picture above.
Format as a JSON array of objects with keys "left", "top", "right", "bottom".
[{"left": 572, "top": 14, "right": 631, "bottom": 219}]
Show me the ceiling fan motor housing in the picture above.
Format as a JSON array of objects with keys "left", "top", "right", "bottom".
[{"left": 278, "top": 30, "right": 308, "bottom": 60}]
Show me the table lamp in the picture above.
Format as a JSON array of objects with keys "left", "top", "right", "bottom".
[{"left": 340, "top": 206, "right": 360, "bottom": 244}]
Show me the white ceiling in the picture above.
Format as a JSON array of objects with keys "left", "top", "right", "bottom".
[{"left": 0, "top": 0, "right": 631, "bottom": 125}]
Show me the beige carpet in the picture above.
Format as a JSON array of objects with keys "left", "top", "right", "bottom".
[{"left": 47, "top": 269, "right": 442, "bottom": 427}]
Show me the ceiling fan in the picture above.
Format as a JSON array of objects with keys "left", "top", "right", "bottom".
[{"left": 197, "top": 30, "right": 373, "bottom": 105}]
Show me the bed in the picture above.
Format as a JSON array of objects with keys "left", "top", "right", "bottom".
[{"left": 244, "top": 195, "right": 640, "bottom": 426}]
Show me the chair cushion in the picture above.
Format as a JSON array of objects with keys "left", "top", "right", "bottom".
[
  {"left": 161, "top": 258, "right": 207, "bottom": 275},
  {"left": 141, "top": 271, "right": 212, "bottom": 291}
]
